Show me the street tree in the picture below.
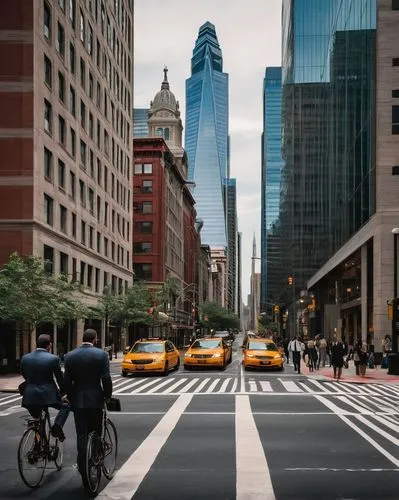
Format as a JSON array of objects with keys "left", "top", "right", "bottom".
[
  {"left": 0, "top": 253, "right": 85, "bottom": 335},
  {"left": 200, "top": 302, "right": 240, "bottom": 331}
]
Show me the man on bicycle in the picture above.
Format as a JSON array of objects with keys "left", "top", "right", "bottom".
[
  {"left": 21, "top": 334, "right": 69, "bottom": 441},
  {"left": 64, "top": 328, "right": 112, "bottom": 475}
]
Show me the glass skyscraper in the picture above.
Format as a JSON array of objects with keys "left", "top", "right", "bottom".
[
  {"left": 279, "top": 0, "right": 376, "bottom": 298},
  {"left": 185, "top": 22, "right": 229, "bottom": 247},
  {"left": 133, "top": 108, "right": 149, "bottom": 137},
  {"left": 261, "top": 67, "right": 282, "bottom": 311}
]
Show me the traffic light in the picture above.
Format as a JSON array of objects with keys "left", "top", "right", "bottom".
[
  {"left": 288, "top": 275, "right": 293, "bottom": 286},
  {"left": 273, "top": 305, "right": 280, "bottom": 314}
]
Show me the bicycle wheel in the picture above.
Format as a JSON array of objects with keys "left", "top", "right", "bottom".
[
  {"left": 48, "top": 434, "right": 64, "bottom": 471},
  {"left": 83, "top": 431, "right": 102, "bottom": 497},
  {"left": 18, "top": 427, "right": 47, "bottom": 488},
  {"left": 102, "top": 418, "right": 118, "bottom": 480}
]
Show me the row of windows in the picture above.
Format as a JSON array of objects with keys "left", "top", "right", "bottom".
[
  {"left": 43, "top": 244, "right": 129, "bottom": 294},
  {"left": 43, "top": 138, "right": 130, "bottom": 214},
  {"left": 133, "top": 263, "right": 152, "bottom": 281},
  {"left": 134, "top": 163, "right": 152, "bottom": 175},
  {"left": 43, "top": 194, "right": 130, "bottom": 268},
  {"left": 43, "top": 2, "right": 131, "bottom": 148}
]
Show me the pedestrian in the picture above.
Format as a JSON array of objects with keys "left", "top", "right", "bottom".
[
  {"left": 307, "top": 339, "right": 318, "bottom": 372},
  {"left": 331, "top": 337, "right": 345, "bottom": 380},
  {"left": 359, "top": 342, "right": 369, "bottom": 377},
  {"left": 353, "top": 340, "right": 361, "bottom": 375},
  {"left": 64, "top": 329, "right": 113, "bottom": 477},
  {"left": 382, "top": 335, "right": 392, "bottom": 369},
  {"left": 318, "top": 337, "right": 327, "bottom": 368},
  {"left": 289, "top": 336, "right": 304, "bottom": 374}
]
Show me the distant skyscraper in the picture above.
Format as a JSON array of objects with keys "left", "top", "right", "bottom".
[
  {"left": 133, "top": 108, "right": 149, "bottom": 137},
  {"left": 225, "top": 178, "right": 238, "bottom": 313},
  {"left": 261, "top": 67, "right": 282, "bottom": 313},
  {"left": 185, "top": 21, "right": 229, "bottom": 248}
]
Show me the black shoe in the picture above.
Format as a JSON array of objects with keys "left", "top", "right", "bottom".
[{"left": 51, "top": 424, "right": 65, "bottom": 442}]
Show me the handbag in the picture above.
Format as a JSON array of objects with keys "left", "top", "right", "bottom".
[
  {"left": 18, "top": 380, "right": 27, "bottom": 396},
  {"left": 106, "top": 397, "right": 121, "bottom": 412}
]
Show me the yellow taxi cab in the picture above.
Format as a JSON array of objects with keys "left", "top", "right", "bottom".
[
  {"left": 242, "top": 338, "right": 284, "bottom": 370},
  {"left": 121, "top": 338, "right": 180, "bottom": 376},
  {"left": 184, "top": 337, "right": 232, "bottom": 370}
]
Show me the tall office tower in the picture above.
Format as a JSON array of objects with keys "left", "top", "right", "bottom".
[
  {"left": 0, "top": 0, "right": 134, "bottom": 358},
  {"left": 237, "top": 231, "right": 243, "bottom": 322},
  {"left": 185, "top": 21, "right": 229, "bottom": 248},
  {"left": 280, "top": 0, "right": 399, "bottom": 347},
  {"left": 133, "top": 108, "right": 149, "bottom": 137},
  {"left": 224, "top": 178, "right": 238, "bottom": 313},
  {"left": 249, "top": 234, "right": 260, "bottom": 331},
  {"left": 260, "top": 67, "right": 282, "bottom": 315}
]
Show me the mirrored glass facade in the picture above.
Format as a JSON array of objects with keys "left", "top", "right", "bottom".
[
  {"left": 133, "top": 108, "right": 149, "bottom": 137},
  {"left": 261, "top": 67, "right": 283, "bottom": 310},
  {"left": 185, "top": 22, "right": 228, "bottom": 247},
  {"left": 279, "top": 0, "right": 376, "bottom": 294}
]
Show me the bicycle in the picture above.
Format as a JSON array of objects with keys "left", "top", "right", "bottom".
[
  {"left": 18, "top": 408, "right": 64, "bottom": 488},
  {"left": 82, "top": 402, "right": 118, "bottom": 497}
]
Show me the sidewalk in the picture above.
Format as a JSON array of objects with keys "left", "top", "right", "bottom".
[{"left": 302, "top": 362, "right": 399, "bottom": 384}]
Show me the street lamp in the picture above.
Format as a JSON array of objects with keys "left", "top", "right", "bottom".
[{"left": 392, "top": 228, "right": 399, "bottom": 353}]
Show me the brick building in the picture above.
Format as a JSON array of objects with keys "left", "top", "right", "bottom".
[{"left": 0, "top": 0, "right": 134, "bottom": 368}]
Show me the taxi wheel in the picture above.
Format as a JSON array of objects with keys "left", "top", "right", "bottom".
[
  {"left": 220, "top": 360, "right": 227, "bottom": 371},
  {"left": 228, "top": 353, "right": 232, "bottom": 364},
  {"left": 162, "top": 361, "right": 169, "bottom": 376},
  {"left": 175, "top": 357, "right": 180, "bottom": 370},
  {"left": 121, "top": 371, "right": 128, "bottom": 377}
]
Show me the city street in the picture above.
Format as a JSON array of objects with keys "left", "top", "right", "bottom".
[{"left": 1, "top": 338, "right": 399, "bottom": 499}]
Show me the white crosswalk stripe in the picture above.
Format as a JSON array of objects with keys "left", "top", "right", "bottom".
[
  {"left": 280, "top": 381, "right": 303, "bottom": 392},
  {"left": 260, "top": 381, "right": 273, "bottom": 392},
  {"left": 130, "top": 378, "right": 165, "bottom": 394}
]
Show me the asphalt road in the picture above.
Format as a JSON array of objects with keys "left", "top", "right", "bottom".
[{"left": 1, "top": 335, "right": 399, "bottom": 499}]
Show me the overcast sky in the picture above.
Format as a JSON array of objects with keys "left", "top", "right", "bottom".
[{"left": 134, "top": 0, "right": 282, "bottom": 303}]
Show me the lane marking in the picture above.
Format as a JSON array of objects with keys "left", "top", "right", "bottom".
[
  {"left": 218, "top": 378, "right": 232, "bottom": 393},
  {"left": 98, "top": 394, "right": 193, "bottom": 499},
  {"left": 113, "top": 378, "right": 150, "bottom": 394},
  {"left": 236, "top": 395, "right": 275, "bottom": 500},
  {"left": 0, "top": 393, "right": 23, "bottom": 402},
  {"left": 130, "top": 377, "right": 166, "bottom": 394},
  {"left": 0, "top": 405, "right": 25, "bottom": 417},
  {"left": 355, "top": 414, "right": 399, "bottom": 446},
  {"left": 370, "top": 414, "right": 399, "bottom": 433},
  {"left": 230, "top": 379, "right": 238, "bottom": 393},
  {"left": 260, "top": 381, "right": 273, "bottom": 392},
  {"left": 240, "top": 364, "right": 245, "bottom": 393},
  {"left": 112, "top": 378, "right": 140, "bottom": 390},
  {"left": 0, "top": 395, "right": 21, "bottom": 407},
  {"left": 162, "top": 378, "right": 188, "bottom": 394},
  {"left": 306, "top": 379, "right": 330, "bottom": 393},
  {"left": 324, "top": 382, "right": 342, "bottom": 393},
  {"left": 179, "top": 378, "right": 200, "bottom": 393},
  {"left": 205, "top": 378, "right": 221, "bottom": 393},
  {"left": 193, "top": 377, "right": 211, "bottom": 393},
  {"left": 280, "top": 381, "right": 303, "bottom": 393},
  {"left": 249, "top": 380, "right": 258, "bottom": 392},
  {"left": 146, "top": 378, "right": 179, "bottom": 394},
  {"left": 315, "top": 395, "right": 399, "bottom": 468}
]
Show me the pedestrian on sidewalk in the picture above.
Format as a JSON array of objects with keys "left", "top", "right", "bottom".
[
  {"left": 317, "top": 337, "right": 327, "bottom": 368},
  {"left": 353, "top": 340, "right": 361, "bottom": 375},
  {"left": 359, "top": 342, "right": 369, "bottom": 378},
  {"left": 307, "top": 339, "right": 318, "bottom": 372},
  {"left": 331, "top": 337, "right": 345, "bottom": 380},
  {"left": 382, "top": 335, "right": 392, "bottom": 369},
  {"left": 289, "top": 336, "right": 304, "bottom": 374}
]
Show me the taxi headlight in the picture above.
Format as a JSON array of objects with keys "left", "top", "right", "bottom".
[
  {"left": 212, "top": 353, "right": 222, "bottom": 358},
  {"left": 185, "top": 352, "right": 192, "bottom": 358},
  {"left": 246, "top": 353, "right": 254, "bottom": 358},
  {"left": 274, "top": 354, "right": 282, "bottom": 359}
]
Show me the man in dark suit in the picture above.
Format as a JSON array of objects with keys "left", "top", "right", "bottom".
[
  {"left": 21, "top": 334, "right": 70, "bottom": 440},
  {"left": 64, "top": 328, "right": 112, "bottom": 473}
]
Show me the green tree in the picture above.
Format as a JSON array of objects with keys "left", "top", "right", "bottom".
[
  {"left": 200, "top": 302, "right": 240, "bottom": 331},
  {"left": 0, "top": 253, "right": 85, "bottom": 334}
]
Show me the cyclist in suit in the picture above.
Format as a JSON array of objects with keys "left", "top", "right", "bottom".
[
  {"left": 64, "top": 328, "right": 112, "bottom": 474},
  {"left": 21, "top": 334, "right": 69, "bottom": 441}
]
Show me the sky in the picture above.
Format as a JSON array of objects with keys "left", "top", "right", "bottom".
[{"left": 134, "top": 0, "right": 282, "bottom": 303}]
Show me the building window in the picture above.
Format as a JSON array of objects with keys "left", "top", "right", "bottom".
[
  {"left": 80, "top": 140, "right": 87, "bottom": 166},
  {"left": 96, "top": 231, "right": 101, "bottom": 252},
  {"left": 70, "top": 127, "right": 76, "bottom": 156},
  {"left": 89, "top": 226, "right": 94, "bottom": 248},
  {"left": 60, "top": 204, "right": 67, "bottom": 233},
  {"left": 81, "top": 220, "right": 86, "bottom": 245},
  {"left": 393, "top": 0, "right": 399, "bottom": 9},
  {"left": 58, "top": 159, "right": 65, "bottom": 190},
  {"left": 80, "top": 57, "right": 86, "bottom": 89},
  {"left": 58, "top": 115, "right": 66, "bottom": 145},
  {"left": 60, "top": 252, "right": 68, "bottom": 275},
  {"left": 393, "top": 58, "right": 399, "bottom": 66},
  {"left": 95, "top": 268, "right": 100, "bottom": 292},
  {"left": 133, "top": 242, "right": 152, "bottom": 254},
  {"left": 142, "top": 180, "right": 153, "bottom": 193},
  {"left": 69, "top": 85, "right": 76, "bottom": 116},
  {"left": 96, "top": 81, "right": 101, "bottom": 108},
  {"left": 89, "top": 73, "right": 94, "bottom": 99},
  {"left": 44, "top": 99, "right": 52, "bottom": 134},
  {"left": 69, "top": 172, "right": 76, "bottom": 201},
  {"left": 58, "top": 0, "right": 65, "bottom": 11},
  {"left": 44, "top": 194, "right": 54, "bottom": 225},
  {"left": 80, "top": 261, "right": 85, "bottom": 285},
  {"left": 58, "top": 71, "right": 65, "bottom": 102},
  {"left": 393, "top": 90, "right": 399, "bottom": 98},
  {"left": 393, "top": 106, "right": 399, "bottom": 134},
  {"left": 44, "top": 147, "right": 53, "bottom": 180},
  {"left": 43, "top": 1, "right": 51, "bottom": 40},
  {"left": 69, "top": 0, "right": 76, "bottom": 28},
  {"left": 133, "top": 263, "right": 152, "bottom": 281},
  {"left": 56, "top": 22, "right": 65, "bottom": 57},
  {"left": 142, "top": 201, "right": 152, "bottom": 214},
  {"left": 89, "top": 149, "right": 94, "bottom": 177},
  {"left": 87, "top": 265, "right": 93, "bottom": 288},
  {"left": 104, "top": 237, "right": 108, "bottom": 256},
  {"left": 88, "top": 23, "right": 93, "bottom": 55},
  {"left": 71, "top": 212, "right": 76, "bottom": 237},
  {"left": 134, "top": 163, "right": 152, "bottom": 175},
  {"left": 80, "top": 9, "right": 85, "bottom": 43},
  {"left": 79, "top": 179, "right": 86, "bottom": 207},
  {"left": 44, "top": 55, "right": 52, "bottom": 87},
  {"left": 88, "top": 188, "right": 94, "bottom": 214},
  {"left": 69, "top": 43, "right": 76, "bottom": 75},
  {"left": 80, "top": 100, "right": 86, "bottom": 128},
  {"left": 89, "top": 112, "right": 94, "bottom": 138},
  {"left": 135, "top": 221, "right": 152, "bottom": 234},
  {"left": 43, "top": 245, "right": 54, "bottom": 274}
]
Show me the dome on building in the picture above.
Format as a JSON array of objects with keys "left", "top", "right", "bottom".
[{"left": 151, "top": 66, "right": 178, "bottom": 114}]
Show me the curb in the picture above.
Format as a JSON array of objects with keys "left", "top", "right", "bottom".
[{"left": 0, "top": 388, "right": 19, "bottom": 393}]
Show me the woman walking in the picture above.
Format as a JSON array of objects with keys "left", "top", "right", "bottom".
[
  {"left": 359, "top": 342, "right": 369, "bottom": 377},
  {"left": 331, "top": 337, "right": 345, "bottom": 380},
  {"left": 307, "top": 339, "right": 318, "bottom": 372}
]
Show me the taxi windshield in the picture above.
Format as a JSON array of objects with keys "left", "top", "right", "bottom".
[
  {"left": 192, "top": 340, "right": 221, "bottom": 349},
  {"left": 247, "top": 341, "right": 278, "bottom": 351},
  {"left": 131, "top": 342, "right": 164, "bottom": 353}
]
